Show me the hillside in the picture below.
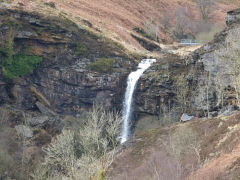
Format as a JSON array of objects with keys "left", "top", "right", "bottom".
[
  {"left": 110, "top": 112, "right": 240, "bottom": 180},
  {"left": 0, "top": 0, "right": 240, "bottom": 180},
  {"left": 2, "top": 0, "right": 239, "bottom": 52}
]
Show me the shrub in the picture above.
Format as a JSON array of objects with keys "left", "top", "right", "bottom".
[
  {"left": 42, "top": 129, "right": 75, "bottom": 176},
  {"left": 88, "top": 58, "right": 115, "bottom": 73},
  {"left": 44, "top": 2, "right": 56, "bottom": 8},
  {"left": 34, "top": 104, "right": 122, "bottom": 180},
  {"left": 0, "top": 25, "right": 42, "bottom": 79},
  {"left": 74, "top": 42, "right": 87, "bottom": 56},
  {"left": 196, "top": 24, "right": 223, "bottom": 43},
  {"left": 2, "top": 54, "right": 42, "bottom": 79},
  {"left": 142, "top": 20, "right": 159, "bottom": 42},
  {"left": 0, "top": 148, "right": 14, "bottom": 177},
  {"left": 170, "top": 125, "right": 200, "bottom": 160}
]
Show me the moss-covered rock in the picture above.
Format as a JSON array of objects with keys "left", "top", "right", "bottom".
[
  {"left": 0, "top": 8, "right": 136, "bottom": 114},
  {"left": 88, "top": 58, "right": 115, "bottom": 73}
]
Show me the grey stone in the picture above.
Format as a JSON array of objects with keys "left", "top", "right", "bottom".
[
  {"left": 180, "top": 114, "right": 194, "bottom": 122},
  {"left": 209, "top": 153, "right": 215, "bottom": 157},
  {"left": 15, "top": 125, "right": 33, "bottom": 138},
  {"left": 219, "top": 105, "right": 235, "bottom": 116},
  {"left": 36, "top": 101, "right": 56, "bottom": 115},
  {"left": 218, "top": 121, "right": 223, "bottom": 128},
  {"left": 16, "top": 31, "right": 38, "bottom": 38},
  {"left": 29, "top": 116, "right": 49, "bottom": 126},
  {"left": 226, "top": 8, "right": 240, "bottom": 26}
]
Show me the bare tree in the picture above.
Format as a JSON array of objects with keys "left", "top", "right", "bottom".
[
  {"left": 33, "top": 104, "right": 122, "bottom": 180},
  {"left": 143, "top": 18, "right": 159, "bottom": 42},
  {"left": 174, "top": 6, "right": 194, "bottom": 39},
  {"left": 215, "top": 27, "right": 240, "bottom": 106},
  {"left": 160, "top": 11, "right": 172, "bottom": 30},
  {"left": 195, "top": 0, "right": 214, "bottom": 21}
]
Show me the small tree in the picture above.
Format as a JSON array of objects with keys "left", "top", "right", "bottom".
[
  {"left": 215, "top": 27, "right": 240, "bottom": 106},
  {"left": 34, "top": 104, "right": 122, "bottom": 180},
  {"left": 170, "top": 125, "right": 200, "bottom": 161},
  {"left": 195, "top": 0, "right": 214, "bottom": 21},
  {"left": 143, "top": 19, "right": 159, "bottom": 42},
  {"left": 174, "top": 6, "right": 193, "bottom": 39},
  {"left": 160, "top": 11, "right": 172, "bottom": 30}
]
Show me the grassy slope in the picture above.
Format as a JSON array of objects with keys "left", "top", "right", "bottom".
[
  {"left": 110, "top": 112, "right": 240, "bottom": 180},
  {"left": 4, "top": 0, "right": 239, "bottom": 53}
]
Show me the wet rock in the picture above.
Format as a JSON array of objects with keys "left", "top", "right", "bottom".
[{"left": 15, "top": 125, "right": 33, "bottom": 138}]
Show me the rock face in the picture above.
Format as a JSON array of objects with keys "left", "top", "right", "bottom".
[
  {"left": 226, "top": 8, "right": 240, "bottom": 26},
  {"left": 0, "top": 9, "right": 136, "bottom": 114},
  {"left": 15, "top": 125, "right": 33, "bottom": 138},
  {"left": 135, "top": 10, "right": 240, "bottom": 122},
  {"left": 135, "top": 54, "right": 184, "bottom": 116}
]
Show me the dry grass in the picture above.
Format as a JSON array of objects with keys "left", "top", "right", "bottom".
[
  {"left": 110, "top": 111, "right": 240, "bottom": 180},
  {"left": 4, "top": 0, "right": 238, "bottom": 53}
]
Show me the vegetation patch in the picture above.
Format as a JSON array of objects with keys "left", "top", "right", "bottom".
[
  {"left": 0, "top": 24, "right": 42, "bottom": 79},
  {"left": 73, "top": 42, "right": 87, "bottom": 56},
  {"left": 134, "top": 27, "right": 158, "bottom": 42},
  {"left": 131, "top": 33, "right": 161, "bottom": 52},
  {"left": 44, "top": 2, "right": 56, "bottom": 8},
  {"left": 88, "top": 58, "right": 115, "bottom": 73},
  {"left": 2, "top": 54, "right": 42, "bottom": 79}
]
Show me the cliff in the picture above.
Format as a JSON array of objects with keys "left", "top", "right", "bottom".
[
  {"left": 0, "top": 8, "right": 138, "bottom": 114},
  {"left": 135, "top": 8, "right": 240, "bottom": 128}
]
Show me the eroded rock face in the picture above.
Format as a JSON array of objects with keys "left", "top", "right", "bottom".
[
  {"left": 226, "top": 8, "right": 240, "bottom": 26},
  {"left": 136, "top": 14, "right": 240, "bottom": 120},
  {"left": 136, "top": 54, "right": 182, "bottom": 116},
  {"left": 0, "top": 9, "right": 135, "bottom": 114}
]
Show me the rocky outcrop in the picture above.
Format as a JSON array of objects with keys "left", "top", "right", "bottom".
[
  {"left": 136, "top": 9, "right": 240, "bottom": 121},
  {"left": 136, "top": 54, "right": 183, "bottom": 115},
  {"left": 0, "top": 8, "right": 136, "bottom": 114},
  {"left": 226, "top": 8, "right": 240, "bottom": 26}
]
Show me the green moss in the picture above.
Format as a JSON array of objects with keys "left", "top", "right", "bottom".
[
  {"left": 88, "top": 58, "right": 115, "bottom": 73},
  {"left": 0, "top": 23, "right": 42, "bottom": 79},
  {"left": 73, "top": 42, "right": 87, "bottom": 56},
  {"left": 2, "top": 54, "right": 42, "bottom": 79}
]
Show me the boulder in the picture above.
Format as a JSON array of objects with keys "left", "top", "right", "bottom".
[
  {"left": 180, "top": 114, "right": 194, "bottom": 122},
  {"left": 219, "top": 105, "right": 236, "bottom": 117},
  {"left": 15, "top": 125, "right": 33, "bottom": 138},
  {"left": 226, "top": 8, "right": 240, "bottom": 26},
  {"left": 28, "top": 115, "right": 49, "bottom": 127},
  {"left": 36, "top": 101, "right": 56, "bottom": 115}
]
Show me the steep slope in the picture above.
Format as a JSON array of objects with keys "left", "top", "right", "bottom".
[
  {"left": 0, "top": 8, "right": 140, "bottom": 114},
  {"left": 134, "top": 8, "right": 240, "bottom": 125},
  {"left": 110, "top": 112, "right": 240, "bottom": 180},
  {"left": 110, "top": 8, "right": 240, "bottom": 180},
  {"left": 2, "top": 0, "right": 238, "bottom": 51}
]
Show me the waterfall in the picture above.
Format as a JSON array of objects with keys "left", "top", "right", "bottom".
[{"left": 120, "top": 59, "right": 156, "bottom": 144}]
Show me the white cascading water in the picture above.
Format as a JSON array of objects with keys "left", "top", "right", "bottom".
[{"left": 120, "top": 59, "right": 156, "bottom": 144}]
